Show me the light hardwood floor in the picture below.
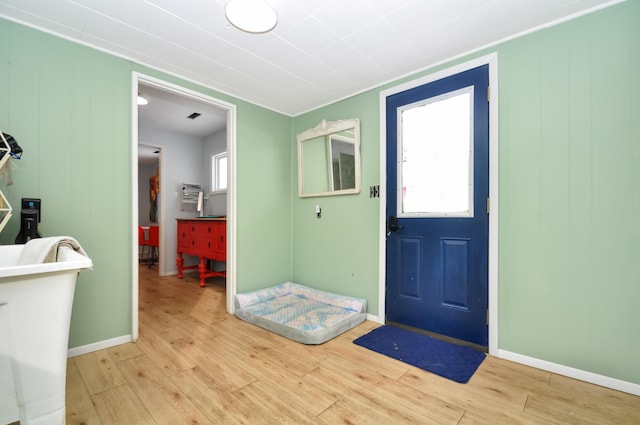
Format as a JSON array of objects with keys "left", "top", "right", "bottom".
[{"left": 64, "top": 266, "right": 640, "bottom": 424}]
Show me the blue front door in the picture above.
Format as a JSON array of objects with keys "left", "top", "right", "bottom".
[{"left": 385, "top": 65, "right": 489, "bottom": 346}]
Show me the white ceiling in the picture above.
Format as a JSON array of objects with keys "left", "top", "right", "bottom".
[
  {"left": 138, "top": 83, "right": 227, "bottom": 138},
  {"left": 137, "top": 83, "right": 228, "bottom": 164},
  {"left": 0, "top": 0, "right": 622, "bottom": 117}
]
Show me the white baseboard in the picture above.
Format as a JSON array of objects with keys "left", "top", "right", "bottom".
[
  {"left": 366, "top": 313, "right": 384, "bottom": 324},
  {"left": 67, "top": 334, "right": 133, "bottom": 358},
  {"left": 498, "top": 349, "right": 640, "bottom": 396}
]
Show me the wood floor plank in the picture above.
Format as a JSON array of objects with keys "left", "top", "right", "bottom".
[
  {"left": 315, "top": 399, "right": 387, "bottom": 425},
  {"left": 136, "top": 323, "right": 199, "bottom": 376},
  {"left": 73, "top": 350, "right": 127, "bottom": 395},
  {"left": 212, "top": 314, "right": 292, "bottom": 352},
  {"left": 231, "top": 379, "right": 317, "bottom": 425},
  {"left": 549, "top": 373, "right": 640, "bottom": 411},
  {"left": 106, "top": 341, "right": 144, "bottom": 363},
  {"left": 304, "top": 363, "right": 464, "bottom": 425},
  {"left": 260, "top": 341, "right": 329, "bottom": 378},
  {"left": 230, "top": 347, "right": 339, "bottom": 417},
  {"left": 457, "top": 409, "right": 554, "bottom": 425},
  {"left": 398, "top": 368, "right": 552, "bottom": 425},
  {"left": 473, "top": 355, "right": 551, "bottom": 393},
  {"left": 524, "top": 388, "right": 640, "bottom": 425},
  {"left": 139, "top": 302, "right": 204, "bottom": 334},
  {"left": 170, "top": 366, "right": 267, "bottom": 425},
  {"left": 65, "top": 359, "right": 102, "bottom": 425},
  {"left": 188, "top": 278, "right": 228, "bottom": 324},
  {"left": 117, "top": 355, "right": 213, "bottom": 425},
  {"left": 91, "top": 384, "right": 156, "bottom": 425},
  {"left": 166, "top": 329, "right": 259, "bottom": 392}
]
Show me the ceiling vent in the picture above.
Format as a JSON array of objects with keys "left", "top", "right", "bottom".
[{"left": 187, "top": 112, "right": 201, "bottom": 119}]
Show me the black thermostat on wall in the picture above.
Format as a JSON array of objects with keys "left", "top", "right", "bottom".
[{"left": 21, "top": 198, "right": 41, "bottom": 222}]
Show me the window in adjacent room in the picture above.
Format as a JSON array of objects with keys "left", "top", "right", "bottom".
[{"left": 211, "top": 151, "right": 227, "bottom": 192}]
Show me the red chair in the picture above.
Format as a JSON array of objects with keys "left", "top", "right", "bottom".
[
  {"left": 147, "top": 225, "right": 159, "bottom": 268},
  {"left": 138, "top": 226, "right": 149, "bottom": 262}
]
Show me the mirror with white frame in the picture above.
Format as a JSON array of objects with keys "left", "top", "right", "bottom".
[{"left": 297, "top": 118, "right": 361, "bottom": 197}]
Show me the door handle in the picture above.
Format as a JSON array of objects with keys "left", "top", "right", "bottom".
[{"left": 388, "top": 215, "right": 402, "bottom": 232}]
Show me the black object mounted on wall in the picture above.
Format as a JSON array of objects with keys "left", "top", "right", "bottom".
[{"left": 15, "top": 198, "right": 42, "bottom": 244}]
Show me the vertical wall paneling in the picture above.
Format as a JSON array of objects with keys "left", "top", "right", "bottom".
[
  {"left": 39, "top": 35, "right": 73, "bottom": 230},
  {"left": 498, "top": 34, "right": 544, "bottom": 354},
  {"left": 587, "top": 7, "right": 635, "bottom": 377},
  {"left": 537, "top": 24, "right": 572, "bottom": 364},
  {"left": 566, "top": 15, "right": 595, "bottom": 371},
  {"left": 497, "top": 4, "right": 640, "bottom": 384},
  {"left": 234, "top": 103, "right": 293, "bottom": 290},
  {"left": 631, "top": 5, "right": 640, "bottom": 383},
  {"left": 1, "top": 20, "right": 142, "bottom": 347},
  {"left": 0, "top": 23, "right": 10, "bottom": 124}
]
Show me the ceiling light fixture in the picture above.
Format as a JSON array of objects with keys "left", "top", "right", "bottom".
[
  {"left": 225, "top": 0, "right": 277, "bottom": 34},
  {"left": 137, "top": 94, "right": 148, "bottom": 106}
]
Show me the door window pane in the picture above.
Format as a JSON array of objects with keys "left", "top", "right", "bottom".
[{"left": 398, "top": 87, "right": 473, "bottom": 217}]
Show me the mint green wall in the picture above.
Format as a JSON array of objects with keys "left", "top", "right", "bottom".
[
  {"left": 497, "top": 2, "right": 639, "bottom": 384},
  {"left": 0, "top": 22, "right": 132, "bottom": 347},
  {"left": 292, "top": 92, "right": 380, "bottom": 305},
  {"left": 0, "top": 19, "right": 292, "bottom": 348},
  {"left": 234, "top": 102, "right": 293, "bottom": 291},
  {"left": 292, "top": 1, "right": 639, "bottom": 385}
]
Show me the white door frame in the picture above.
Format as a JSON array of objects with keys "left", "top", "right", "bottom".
[
  {"left": 131, "top": 72, "right": 237, "bottom": 341},
  {"left": 378, "top": 53, "right": 499, "bottom": 355}
]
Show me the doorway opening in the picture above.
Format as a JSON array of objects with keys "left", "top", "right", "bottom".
[
  {"left": 137, "top": 143, "right": 161, "bottom": 268},
  {"left": 131, "top": 73, "right": 237, "bottom": 342}
]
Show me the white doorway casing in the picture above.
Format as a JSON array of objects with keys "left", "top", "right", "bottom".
[
  {"left": 131, "top": 72, "right": 237, "bottom": 342},
  {"left": 378, "top": 53, "right": 499, "bottom": 355}
]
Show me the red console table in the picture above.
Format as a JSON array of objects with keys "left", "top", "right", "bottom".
[{"left": 176, "top": 218, "right": 226, "bottom": 287}]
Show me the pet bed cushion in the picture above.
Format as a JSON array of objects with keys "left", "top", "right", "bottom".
[{"left": 235, "top": 282, "right": 367, "bottom": 344}]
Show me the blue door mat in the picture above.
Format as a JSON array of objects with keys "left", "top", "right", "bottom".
[{"left": 353, "top": 325, "right": 486, "bottom": 383}]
